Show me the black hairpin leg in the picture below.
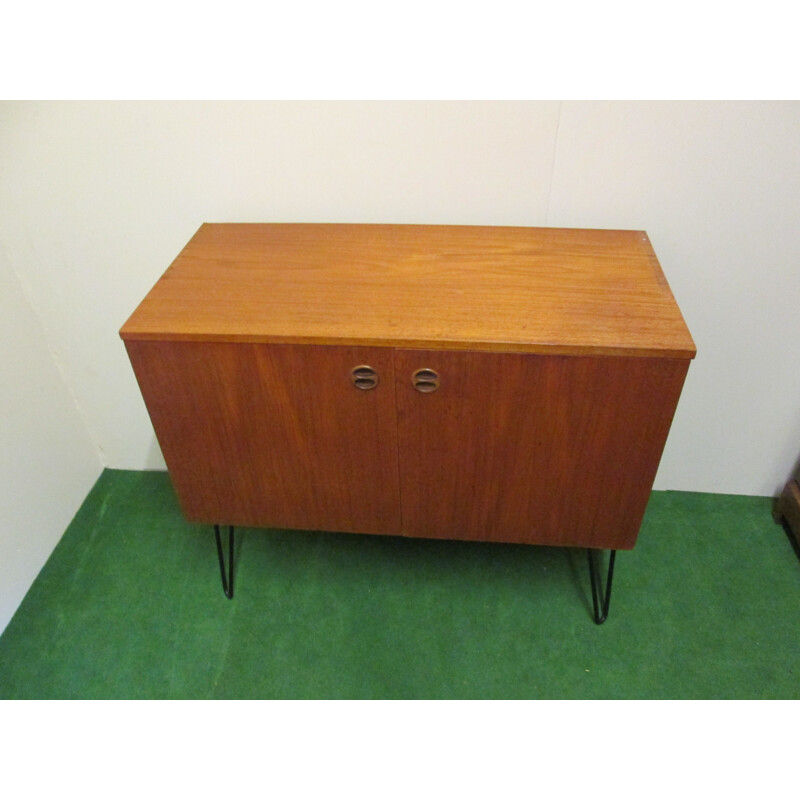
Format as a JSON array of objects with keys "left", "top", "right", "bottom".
[
  {"left": 214, "top": 525, "right": 235, "bottom": 599},
  {"left": 587, "top": 548, "right": 616, "bottom": 624}
]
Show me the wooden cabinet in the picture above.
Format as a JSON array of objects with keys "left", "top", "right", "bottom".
[{"left": 120, "top": 224, "right": 695, "bottom": 555}]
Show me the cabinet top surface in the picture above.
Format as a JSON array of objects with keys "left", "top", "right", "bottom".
[{"left": 120, "top": 223, "right": 696, "bottom": 358}]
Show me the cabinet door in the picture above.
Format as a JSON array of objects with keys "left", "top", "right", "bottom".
[
  {"left": 395, "top": 349, "right": 689, "bottom": 550},
  {"left": 125, "top": 341, "right": 401, "bottom": 535}
]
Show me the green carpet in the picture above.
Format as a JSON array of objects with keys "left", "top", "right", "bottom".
[{"left": 0, "top": 469, "right": 798, "bottom": 699}]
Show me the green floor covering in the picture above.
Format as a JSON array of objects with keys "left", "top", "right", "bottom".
[{"left": 1, "top": 469, "right": 798, "bottom": 699}]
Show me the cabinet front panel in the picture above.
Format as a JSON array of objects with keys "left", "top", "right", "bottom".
[
  {"left": 395, "top": 350, "right": 689, "bottom": 549},
  {"left": 126, "top": 341, "right": 401, "bottom": 534}
]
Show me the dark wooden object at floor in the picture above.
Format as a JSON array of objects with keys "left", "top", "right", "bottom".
[{"left": 775, "top": 471, "right": 800, "bottom": 547}]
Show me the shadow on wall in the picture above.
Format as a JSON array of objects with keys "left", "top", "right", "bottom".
[{"left": 146, "top": 435, "right": 167, "bottom": 471}]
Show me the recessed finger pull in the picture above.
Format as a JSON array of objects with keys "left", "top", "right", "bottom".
[
  {"left": 412, "top": 368, "right": 440, "bottom": 393},
  {"left": 351, "top": 365, "right": 379, "bottom": 390}
]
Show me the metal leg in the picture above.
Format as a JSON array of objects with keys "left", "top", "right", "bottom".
[
  {"left": 587, "top": 548, "right": 616, "bottom": 624},
  {"left": 214, "top": 525, "right": 235, "bottom": 599}
]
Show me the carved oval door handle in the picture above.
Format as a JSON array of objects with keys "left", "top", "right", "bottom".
[
  {"left": 412, "top": 368, "right": 440, "bottom": 393},
  {"left": 351, "top": 365, "right": 379, "bottom": 390}
]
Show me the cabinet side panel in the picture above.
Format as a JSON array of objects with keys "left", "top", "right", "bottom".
[
  {"left": 396, "top": 350, "right": 689, "bottom": 550},
  {"left": 124, "top": 341, "right": 401, "bottom": 534}
]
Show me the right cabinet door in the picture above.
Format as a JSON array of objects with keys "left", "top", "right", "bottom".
[{"left": 394, "top": 349, "right": 689, "bottom": 550}]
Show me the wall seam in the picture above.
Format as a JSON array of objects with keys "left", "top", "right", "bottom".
[
  {"left": 3, "top": 241, "right": 106, "bottom": 469},
  {"left": 544, "top": 100, "right": 563, "bottom": 226}
]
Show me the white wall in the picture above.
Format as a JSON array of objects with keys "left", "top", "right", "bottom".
[
  {"left": 548, "top": 101, "right": 800, "bottom": 495},
  {"left": 1, "top": 101, "right": 798, "bottom": 502},
  {"left": 0, "top": 241, "right": 102, "bottom": 634}
]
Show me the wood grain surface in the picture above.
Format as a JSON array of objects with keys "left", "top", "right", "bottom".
[
  {"left": 125, "top": 340, "right": 402, "bottom": 533},
  {"left": 395, "top": 350, "right": 690, "bottom": 549},
  {"left": 125, "top": 339, "right": 690, "bottom": 546},
  {"left": 120, "top": 223, "right": 696, "bottom": 359}
]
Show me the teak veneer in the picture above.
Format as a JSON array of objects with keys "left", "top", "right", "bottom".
[{"left": 121, "top": 223, "right": 696, "bottom": 618}]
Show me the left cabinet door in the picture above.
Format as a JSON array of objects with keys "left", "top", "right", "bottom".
[{"left": 125, "top": 341, "right": 401, "bottom": 535}]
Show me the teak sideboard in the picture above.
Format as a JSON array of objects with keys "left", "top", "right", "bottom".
[{"left": 120, "top": 223, "right": 696, "bottom": 622}]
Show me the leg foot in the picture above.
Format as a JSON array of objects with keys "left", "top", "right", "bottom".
[
  {"left": 587, "top": 548, "right": 616, "bottom": 624},
  {"left": 214, "top": 525, "right": 235, "bottom": 599}
]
